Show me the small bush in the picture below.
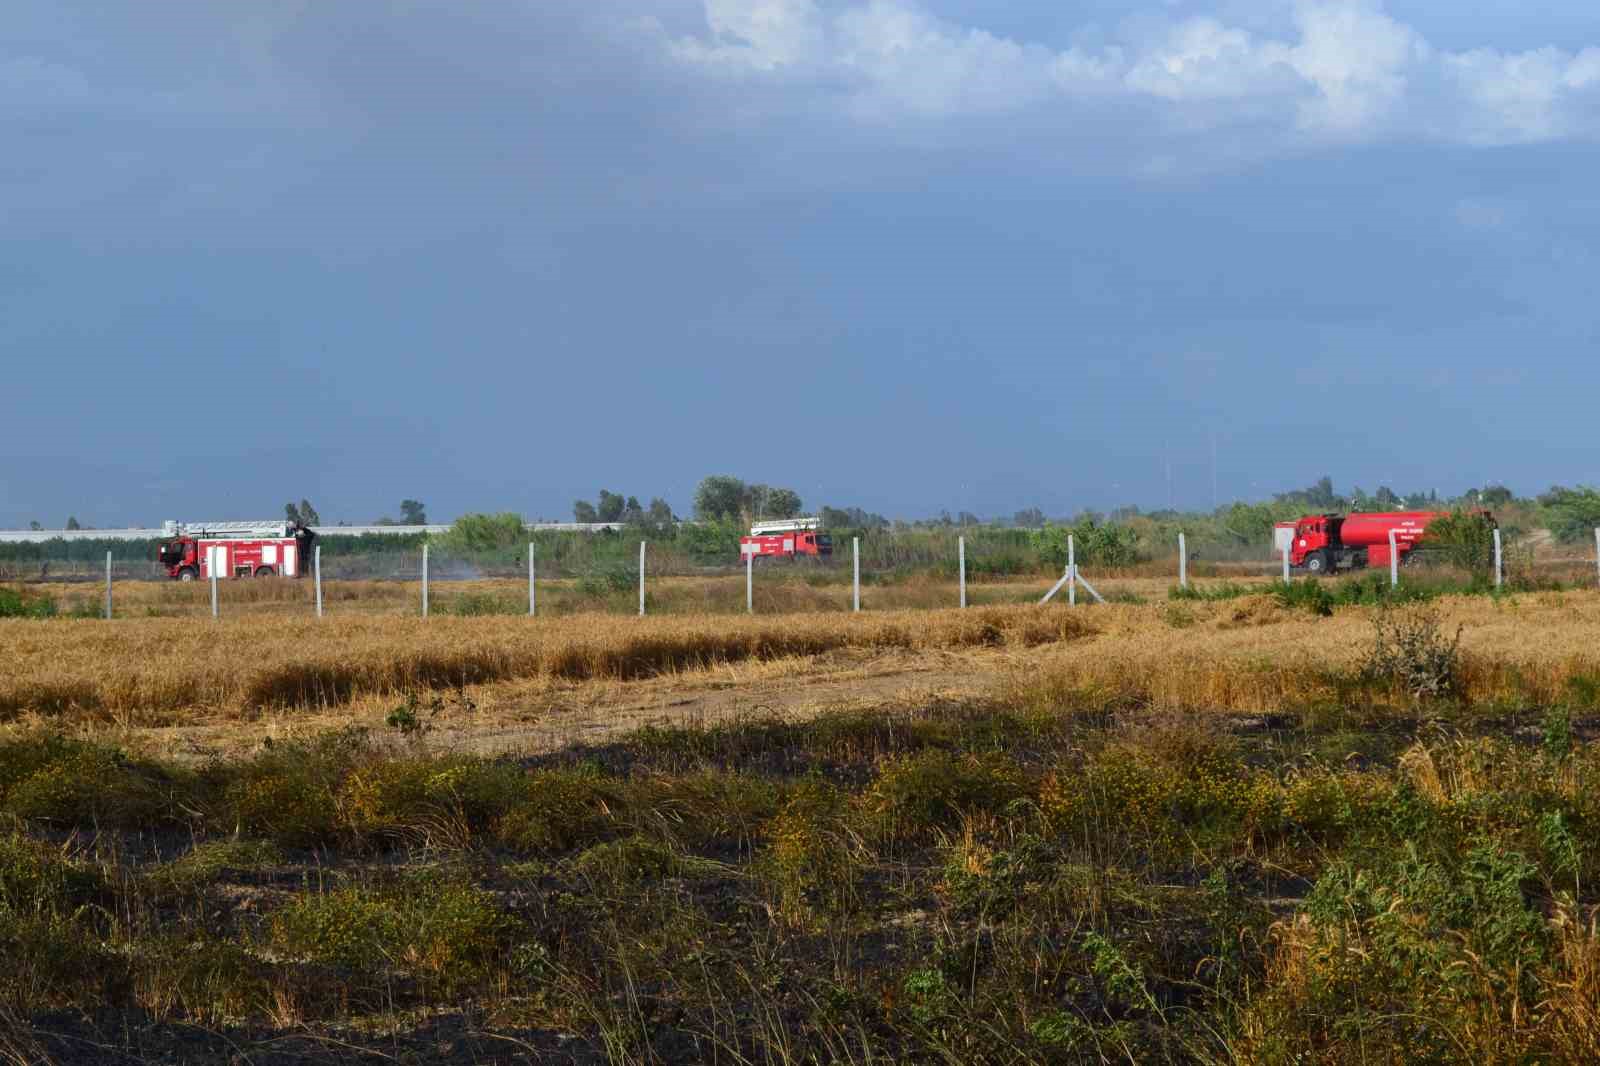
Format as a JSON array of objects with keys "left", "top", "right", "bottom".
[
  {"left": 270, "top": 873, "right": 514, "bottom": 993},
  {"left": 1271, "top": 579, "right": 1335, "bottom": 617},
  {"left": 577, "top": 565, "right": 635, "bottom": 597},
  {"left": 0, "top": 587, "right": 56, "bottom": 619},
  {"left": 1360, "top": 608, "right": 1462, "bottom": 701},
  {"left": 863, "top": 751, "right": 1027, "bottom": 842},
  {"left": 495, "top": 769, "right": 626, "bottom": 854}
]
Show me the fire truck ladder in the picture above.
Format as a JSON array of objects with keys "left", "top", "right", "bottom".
[
  {"left": 749, "top": 517, "right": 821, "bottom": 536},
  {"left": 163, "top": 520, "right": 297, "bottom": 539}
]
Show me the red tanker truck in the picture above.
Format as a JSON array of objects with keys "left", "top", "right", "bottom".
[{"left": 1283, "top": 511, "right": 1493, "bottom": 574}]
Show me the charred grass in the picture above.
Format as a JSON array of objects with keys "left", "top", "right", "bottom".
[{"left": 9, "top": 677, "right": 1600, "bottom": 1063}]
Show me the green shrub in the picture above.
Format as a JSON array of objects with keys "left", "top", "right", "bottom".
[
  {"left": 0, "top": 833, "right": 108, "bottom": 914},
  {"left": 0, "top": 587, "right": 56, "bottom": 619},
  {"left": 1423, "top": 510, "right": 1498, "bottom": 570},
  {"left": 270, "top": 872, "right": 514, "bottom": 992},
  {"left": 577, "top": 565, "right": 635, "bottom": 597},
  {"left": 495, "top": 769, "right": 626, "bottom": 853},
  {"left": 1031, "top": 520, "right": 1142, "bottom": 568},
  {"left": 863, "top": 751, "right": 1027, "bottom": 841},
  {"left": 1272, "top": 579, "right": 1335, "bottom": 616}
]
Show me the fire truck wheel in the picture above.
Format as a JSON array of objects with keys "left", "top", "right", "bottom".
[
  {"left": 1305, "top": 552, "right": 1328, "bottom": 574},
  {"left": 177, "top": 568, "right": 197, "bottom": 582},
  {"left": 254, "top": 567, "right": 275, "bottom": 578}
]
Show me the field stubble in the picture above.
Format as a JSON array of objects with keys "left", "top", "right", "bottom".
[{"left": 7, "top": 581, "right": 1600, "bottom": 1061}]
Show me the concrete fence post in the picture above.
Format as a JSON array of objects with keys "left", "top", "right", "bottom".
[
  {"left": 1493, "top": 529, "right": 1503, "bottom": 588},
  {"left": 1388, "top": 529, "right": 1399, "bottom": 587},
  {"left": 1068, "top": 535, "right": 1076, "bottom": 607},
  {"left": 315, "top": 545, "right": 323, "bottom": 618},
  {"left": 104, "top": 551, "right": 112, "bottom": 620},
  {"left": 1178, "top": 532, "right": 1187, "bottom": 590},
  {"left": 528, "top": 543, "right": 536, "bottom": 617},
  {"left": 1281, "top": 545, "right": 1290, "bottom": 585},
  {"left": 959, "top": 536, "right": 966, "bottom": 609},
  {"left": 746, "top": 550, "right": 753, "bottom": 614},
  {"left": 1595, "top": 528, "right": 1599, "bottom": 588},
  {"left": 210, "top": 568, "right": 219, "bottom": 619},
  {"left": 422, "top": 544, "right": 430, "bottom": 617},
  {"left": 853, "top": 537, "right": 860, "bottom": 613},
  {"left": 638, "top": 540, "right": 646, "bottom": 616}
]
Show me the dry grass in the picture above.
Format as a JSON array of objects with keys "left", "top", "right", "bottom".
[
  {"left": 0, "top": 605, "right": 1094, "bottom": 725},
  {"left": 1007, "top": 589, "right": 1600, "bottom": 713}
]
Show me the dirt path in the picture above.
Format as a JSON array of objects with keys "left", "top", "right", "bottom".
[{"left": 435, "top": 652, "right": 1000, "bottom": 757}]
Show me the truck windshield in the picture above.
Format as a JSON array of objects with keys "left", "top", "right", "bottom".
[{"left": 158, "top": 542, "right": 184, "bottom": 565}]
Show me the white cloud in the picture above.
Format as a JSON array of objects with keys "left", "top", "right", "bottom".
[{"left": 654, "top": 0, "right": 1600, "bottom": 149}]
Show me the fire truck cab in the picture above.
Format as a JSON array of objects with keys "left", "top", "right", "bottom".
[
  {"left": 739, "top": 518, "right": 832, "bottom": 563},
  {"left": 157, "top": 520, "right": 317, "bottom": 581}
]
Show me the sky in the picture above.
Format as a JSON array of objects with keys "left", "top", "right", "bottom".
[{"left": 3, "top": 0, "right": 1599, "bottom": 527}]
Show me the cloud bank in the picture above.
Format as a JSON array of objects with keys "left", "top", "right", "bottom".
[{"left": 652, "top": 0, "right": 1600, "bottom": 149}]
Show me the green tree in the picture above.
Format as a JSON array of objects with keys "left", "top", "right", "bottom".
[
  {"left": 596, "top": 490, "right": 626, "bottom": 523},
  {"left": 573, "top": 500, "right": 598, "bottom": 523},
  {"left": 285, "top": 502, "right": 302, "bottom": 525},
  {"left": 694, "top": 476, "right": 748, "bottom": 521},
  {"left": 399, "top": 500, "right": 427, "bottom": 524},
  {"left": 299, "top": 499, "right": 321, "bottom": 526},
  {"left": 764, "top": 487, "right": 803, "bottom": 518},
  {"left": 65, "top": 517, "right": 80, "bottom": 530}
]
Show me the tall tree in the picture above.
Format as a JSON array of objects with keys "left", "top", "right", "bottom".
[
  {"left": 399, "top": 499, "right": 427, "bottom": 524},
  {"left": 65, "top": 517, "right": 80, "bottom": 530},
  {"left": 694, "top": 475, "right": 748, "bottom": 521},
  {"left": 573, "top": 500, "right": 599, "bottom": 523},
  {"left": 299, "top": 499, "right": 321, "bottom": 526},
  {"left": 764, "top": 488, "right": 803, "bottom": 518},
  {"left": 596, "top": 490, "right": 626, "bottom": 523},
  {"left": 285, "top": 502, "right": 302, "bottom": 525}
]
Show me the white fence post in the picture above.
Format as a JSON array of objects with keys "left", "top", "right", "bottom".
[
  {"left": 1595, "top": 528, "right": 1599, "bottom": 588},
  {"left": 638, "top": 540, "right": 646, "bottom": 616},
  {"left": 1068, "top": 535, "right": 1076, "bottom": 607},
  {"left": 210, "top": 568, "right": 219, "bottom": 619},
  {"left": 315, "top": 545, "right": 323, "bottom": 618},
  {"left": 746, "top": 550, "right": 753, "bottom": 614},
  {"left": 1493, "top": 529, "right": 1503, "bottom": 588},
  {"left": 959, "top": 536, "right": 966, "bottom": 609},
  {"left": 1039, "top": 564, "right": 1072, "bottom": 605},
  {"left": 528, "top": 542, "right": 536, "bottom": 617},
  {"left": 422, "top": 544, "right": 430, "bottom": 617},
  {"left": 1281, "top": 545, "right": 1290, "bottom": 585},
  {"left": 1178, "top": 532, "right": 1187, "bottom": 590},
  {"left": 853, "top": 537, "right": 860, "bottom": 613},
  {"left": 104, "top": 551, "right": 112, "bottom": 620},
  {"left": 1388, "top": 529, "right": 1398, "bottom": 587}
]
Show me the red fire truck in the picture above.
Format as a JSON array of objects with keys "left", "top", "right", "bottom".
[
  {"left": 739, "top": 518, "right": 833, "bottom": 563},
  {"left": 156, "top": 520, "right": 317, "bottom": 581},
  {"left": 1279, "top": 510, "right": 1493, "bottom": 573}
]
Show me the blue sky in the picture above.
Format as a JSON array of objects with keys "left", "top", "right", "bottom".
[{"left": 4, "top": 1, "right": 1598, "bottom": 526}]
